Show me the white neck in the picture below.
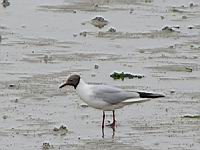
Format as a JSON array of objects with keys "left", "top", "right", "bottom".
[
  {"left": 75, "top": 78, "right": 91, "bottom": 103},
  {"left": 76, "top": 79, "right": 88, "bottom": 93}
]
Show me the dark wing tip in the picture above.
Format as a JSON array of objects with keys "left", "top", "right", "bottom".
[{"left": 137, "top": 92, "right": 165, "bottom": 98}]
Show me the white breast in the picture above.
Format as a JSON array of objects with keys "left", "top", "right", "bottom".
[{"left": 76, "top": 79, "right": 109, "bottom": 110}]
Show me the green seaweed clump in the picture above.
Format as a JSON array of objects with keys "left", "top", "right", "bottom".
[{"left": 110, "top": 72, "right": 144, "bottom": 80}]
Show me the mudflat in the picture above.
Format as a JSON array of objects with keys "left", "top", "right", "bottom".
[{"left": 0, "top": 0, "right": 200, "bottom": 149}]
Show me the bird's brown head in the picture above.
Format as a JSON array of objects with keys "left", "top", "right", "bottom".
[{"left": 59, "top": 74, "right": 80, "bottom": 89}]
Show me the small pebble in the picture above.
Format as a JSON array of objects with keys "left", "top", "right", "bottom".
[
  {"left": 94, "top": 64, "right": 99, "bottom": 69},
  {"left": 42, "top": 142, "right": 51, "bottom": 149},
  {"left": 91, "top": 74, "right": 96, "bottom": 77},
  {"left": 43, "top": 55, "right": 48, "bottom": 63},
  {"left": 53, "top": 127, "right": 59, "bottom": 132},
  {"left": 53, "top": 125, "right": 68, "bottom": 132},
  {"left": 145, "top": 0, "right": 152, "bottom": 3},
  {"left": 73, "top": 33, "right": 78, "bottom": 37},
  {"left": 189, "top": 3, "right": 194, "bottom": 8},
  {"left": 160, "top": 16, "right": 164, "bottom": 19},
  {"left": 173, "top": 25, "right": 180, "bottom": 29},
  {"left": 80, "top": 31, "right": 87, "bottom": 37},
  {"left": 21, "top": 25, "right": 26, "bottom": 28},
  {"left": 80, "top": 103, "right": 88, "bottom": 108},
  {"left": 188, "top": 26, "right": 194, "bottom": 29},
  {"left": 182, "top": 16, "right": 187, "bottom": 19},
  {"left": 108, "top": 27, "right": 116, "bottom": 33},
  {"left": 139, "top": 50, "right": 145, "bottom": 53},
  {"left": 170, "top": 90, "right": 175, "bottom": 94},
  {"left": 15, "top": 99, "right": 18, "bottom": 103},
  {"left": 130, "top": 8, "right": 134, "bottom": 14},
  {"left": 3, "top": 115, "right": 8, "bottom": 119},
  {"left": 9, "top": 84, "right": 15, "bottom": 88},
  {"left": 162, "top": 26, "right": 175, "bottom": 32},
  {"left": 59, "top": 125, "right": 67, "bottom": 130}
]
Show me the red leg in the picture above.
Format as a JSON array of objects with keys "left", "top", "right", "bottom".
[{"left": 106, "top": 110, "right": 116, "bottom": 130}]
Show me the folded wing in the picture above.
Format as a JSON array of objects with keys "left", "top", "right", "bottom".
[{"left": 91, "top": 85, "right": 140, "bottom": 104}]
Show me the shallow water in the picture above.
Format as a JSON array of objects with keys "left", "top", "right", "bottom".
[{"left": 0, "top": 0, "right": 200, "bottom": 149}]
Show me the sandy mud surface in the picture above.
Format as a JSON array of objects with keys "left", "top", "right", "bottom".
[{"left": 0, "top": 0, "right": 200, "bottom": 149}]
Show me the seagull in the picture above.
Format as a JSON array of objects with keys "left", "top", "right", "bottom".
[{"left": 59, "top": 74, "right": 164, "bottom": 129}]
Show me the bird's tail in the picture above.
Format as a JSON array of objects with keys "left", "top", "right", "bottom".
[{"left": 122, "top": 91, "right": 165, "bottom": 104}]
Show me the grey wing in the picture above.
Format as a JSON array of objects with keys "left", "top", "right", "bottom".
[{"left": 91, "top": 84, "right": 140, "bottom": 104}]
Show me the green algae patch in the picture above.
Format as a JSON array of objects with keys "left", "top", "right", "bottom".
[{"left": 110, "top": 72, "right": 144, "bottom": 80}]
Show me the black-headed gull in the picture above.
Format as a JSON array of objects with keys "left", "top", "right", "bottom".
[{"left": 59, "top": 74, "right": 164, "bottom": 129}]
